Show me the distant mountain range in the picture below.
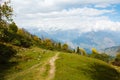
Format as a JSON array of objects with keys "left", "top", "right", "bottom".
[
  {"left": 102, "top": 46, "right": 120, "bottom": 56},
  {"left": 26, "top": 27, "right": 120, "bottom": 55}
]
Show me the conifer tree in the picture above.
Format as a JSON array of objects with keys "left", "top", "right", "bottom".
[{"left": 76, "top": 46, "right": 80, "bottom": 54}]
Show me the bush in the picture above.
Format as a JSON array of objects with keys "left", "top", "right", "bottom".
[
  {"left": 0, "top": 43, "right": 17, "bottom": 63},
  {"left": 112, "top": 53, "right": 120, "bottom": 66},
  {"left": 90, "top": 53, "right": 110, "bottom": 63},
  {"left": 20, "top": 39, "right": 32, "bottom": 48},
  {"left": 12, "top": 39, "right": 21, "bottom": 46}
]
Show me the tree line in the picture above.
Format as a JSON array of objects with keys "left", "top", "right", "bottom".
[{"left": 74, "top": 47, "right": 120, "bottom": 66}]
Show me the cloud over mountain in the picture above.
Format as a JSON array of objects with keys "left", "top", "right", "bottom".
[{"left": 1, "top": 0, "right": 119, "bottom": 33}]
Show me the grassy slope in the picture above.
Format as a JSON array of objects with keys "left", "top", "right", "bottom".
[
  {"left": 1, "top": 47, "right": 56, "bottom": 80},
  {"left": 1, "top": 46, "right": 120, "bottom": 80},
  {"left": 54, "top": 53, "right": 120, "bottom": 80}
]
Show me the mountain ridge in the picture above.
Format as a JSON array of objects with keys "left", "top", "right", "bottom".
[{"left": 26, "top": 27, "right": 120, "bottom": 48}]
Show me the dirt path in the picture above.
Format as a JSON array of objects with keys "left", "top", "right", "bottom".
[
  {"left": 6, "top": 53, "right": 59, "bottom": 80},
  {"left": 46, "top": 53, "right": 59, "bottom": 80}
]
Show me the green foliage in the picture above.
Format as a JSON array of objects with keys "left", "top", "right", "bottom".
[
  {"left": 116, "top": 53, "right": 120, "bottom": 61},
  {"left": 9, "top": 22, "right": 18, "bottom": 33},
  {"left": 62, "top": 43, "right": 68, "bottom": 51},
  {"left": 112, "top": 53, "right": 120, "bottom": 66},
  {"left": 12, "top": 39, "right": 21, "bottom": 46},
  {"left": 0, "top": 1, "right": 16, "bottom": 43},
  {"left": 90, "top": 53, "right": 111, "bottom": 63},
  {"left": 17, "top": 28, "right": 32, "bottom": 40},
  {"left": 57, "top": 42, "right": 61, "bottom": 50},
  {"left": 73, "top": 49, "right": 75, "bottom": 53},
  {"left": 5, "top": 30, "right": 32, "bottom": 47},
  {"left": 76, "top": 46, "right": 80, "bottom": 53},
  {"left": 0, "top": 43, "right": 16, "bottom": 63},
  {"left": 20, "top": 38, "right": 32, "bottom": 48},
  {"left": 0, "top": 21, "right": 9, "bottom": 42},
  {"left": 0, "top": 1, "right": 13, "bottom": 21}
]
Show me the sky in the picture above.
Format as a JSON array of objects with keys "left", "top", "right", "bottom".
[{"left": 1, "top": 0, "right": 120, "bottom": 32}]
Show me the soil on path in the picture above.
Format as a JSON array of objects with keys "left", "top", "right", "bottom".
[{"left": 46, "top": 53, "right": 59, "bottom": 80}]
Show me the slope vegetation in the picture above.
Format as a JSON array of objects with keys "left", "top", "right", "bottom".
[
  {"left": 1, "top": 47, "right": 120, "bottom": 80},
  {"left": 54, "top": 53, "right": 120, "bottom": 80},
  {"left": 0, "top": 47, "right": 57, "bottom": 80}
]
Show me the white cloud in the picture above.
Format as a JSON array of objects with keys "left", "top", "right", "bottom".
[
  {"left": 10, "top": 0, "right": 120, "bottom": 13},
  {"left": 7, "top": 0, "right": 120, "bottom": 33},
  {"left": 95, "top": 4, "right": 111, "bottom": 8}
]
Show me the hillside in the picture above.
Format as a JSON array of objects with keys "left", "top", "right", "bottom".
[
  {"left": 0, "top": 47, "right": 57, "bottom": 80},
  {"left": 55, "top": 53, "right": 120, "bottom": 80},
  {"left": 1, "top": 47, "right": 120, "bottom": 80},
  {"left": 103, "top": 46, "right": 120, "bottom": 56}
]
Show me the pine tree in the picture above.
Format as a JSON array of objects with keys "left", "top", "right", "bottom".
[{"left": 76, "top": 46, "right": 80, "bottom": 54}]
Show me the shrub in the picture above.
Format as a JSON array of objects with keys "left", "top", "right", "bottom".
[
  {"left": 0, "top": 43, "right": 17, "bottom": 63},
  {"left": 90, "top": 53, "right": 110, "bottom": 63},
  {"left": 12, "top": 39, "right": 21, "bottom": 46}
]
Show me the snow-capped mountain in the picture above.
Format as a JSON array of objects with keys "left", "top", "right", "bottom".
[{"left": 25, "top": 27, "right": 120, "bottom": 54}]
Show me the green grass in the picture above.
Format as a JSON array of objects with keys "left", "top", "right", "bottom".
[
  {"left": 1, "top": 46, "right": 120, "bottom": 80},
  {"left": 0, "top": 47, "right": 56, "bottom": 80},
  {"left": 42, "top": 63, "right": 51, "bottom": 77},
  {"left": 54, "top": 53, "right": 120, "bottom": 80}
]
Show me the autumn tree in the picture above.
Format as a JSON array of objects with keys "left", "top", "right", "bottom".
[
  {"left": 90, "top": 48, "right": 110, "bottom": 62},
  {"left": 62, "top": 43, "right": 68, "bottom": 51},
  {"left": 32, "top": 35, "right": 41, "bottom": 45},
  {"left": 79, "top": 48, "right": 87, "bottom": 56},
  {"left": 43, "top": 38, "right": 53, "bottom": 50},
  {"left": 92, "top": 48, "right": 99, "bottom": 54}
]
